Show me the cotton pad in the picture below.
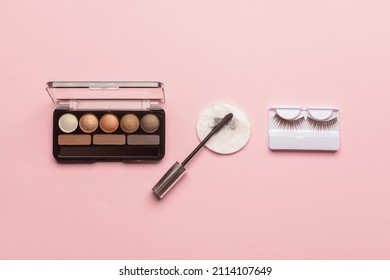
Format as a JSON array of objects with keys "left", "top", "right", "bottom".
[{"left": 196, "top": 102, "right": 251, "bottom": 154}]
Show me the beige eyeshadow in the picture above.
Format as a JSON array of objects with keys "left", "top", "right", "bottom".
[
  {"left": 58, "top": 113, "right": 78, "bottom": 133},
  {"left": 93, "top": 134, "right": 126, "bottom": 145},
  {"left": 58, "top": 134, "right": 91, "bottom": 145},
  {"left": 120, "top": 114, "right": 140, "bottom": 133},
  {"left": 100, "top": 113, "right": 119, "bottom": 133},
  {"left": 141, "top": 114, "right": 160, "bottom": 133},
  {"left": 127, "top": 135, "right": 160, "bottom": 145},
  {"left": 79, "top": 113, "right": 98, "bottom": 133}
]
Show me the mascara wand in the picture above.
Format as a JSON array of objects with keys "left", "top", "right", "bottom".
[{"left": 152, "top": 113, "right": 233, "bottom": 198}]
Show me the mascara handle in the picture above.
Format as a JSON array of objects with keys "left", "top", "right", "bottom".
[{"left": 152, "top": 162, "right": 186, "bottom": 199}]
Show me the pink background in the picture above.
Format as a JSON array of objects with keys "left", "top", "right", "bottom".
[{"left": 1, "top": 0, "right": 390, "bottom": 259}]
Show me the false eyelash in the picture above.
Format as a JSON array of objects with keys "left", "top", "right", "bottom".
[
  {"left": 272, "top": 114, "right": 305, "bottom": 130},
  {"left": 307, "top": 117, "right": 338, "bottom": 132}
]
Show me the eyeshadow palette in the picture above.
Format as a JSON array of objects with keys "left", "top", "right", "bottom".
[{"left": 47, "top": 81, "right": 165, "bottom": 162}]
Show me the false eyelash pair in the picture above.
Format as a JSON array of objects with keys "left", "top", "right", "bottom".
[
  {"left": 268, "top": 107, "right": 340, "bottom": 151},
  {"left": 272, "top": 114, "right": 338, "bottom": 132}
]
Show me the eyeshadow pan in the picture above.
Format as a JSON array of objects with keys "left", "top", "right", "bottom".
[
  {"left": 58, "top": 134, "right": 91, "bottom": 145},
  {"left": 100, "top": 113, "right": 119, "bottom": 133},
  {"left": 93, "top": 134, "right": 126, "bottom": 145},
  {"left": 120, "top": 114, "right": 140, "bottom": 133},
  {"left": 58, "top": 113, "right": 78, "bottom": 133},
  {"left": 141, "top": 114, "right": 160, "bottom": 133},
  {"left": 128, "top": 135, "right": 160, "bottom": 145},
  {"left": 79, "top": 113, "right": 98, "bottom": 133}
]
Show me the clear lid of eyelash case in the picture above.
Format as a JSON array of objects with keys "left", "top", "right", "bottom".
[{"left": 46, "top": 81, "right": 165, "bottom": 110}]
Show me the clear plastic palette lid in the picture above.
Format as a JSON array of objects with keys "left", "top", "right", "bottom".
[{"left": 46, "top": 81, "right": 165, "bottom": 110}]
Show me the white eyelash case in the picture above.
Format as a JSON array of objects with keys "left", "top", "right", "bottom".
[{"left": 268, "top": 107, "right": 339, "bottom": 151}]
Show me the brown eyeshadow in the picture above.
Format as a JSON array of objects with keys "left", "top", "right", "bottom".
[
  {"left": 79, "top": 113, "right": 98, "bottom": 133},
  {"left": 93, "top": 134, "right": 126, "bottom": 145},
  {"left": 127, "top": 135, "right": 160, "bottom": 145},
  {"left": 100, "top": 113, "right": 119, "bottom": 133},
  {"left": 120, "top": 114, "right": 140, "bottom": 133},
  {"left": 141, "top": 114, "right": 160, "bottom": 133},
  {"left": 58, "top": 134, "right": 91, "bottom": 145}
]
